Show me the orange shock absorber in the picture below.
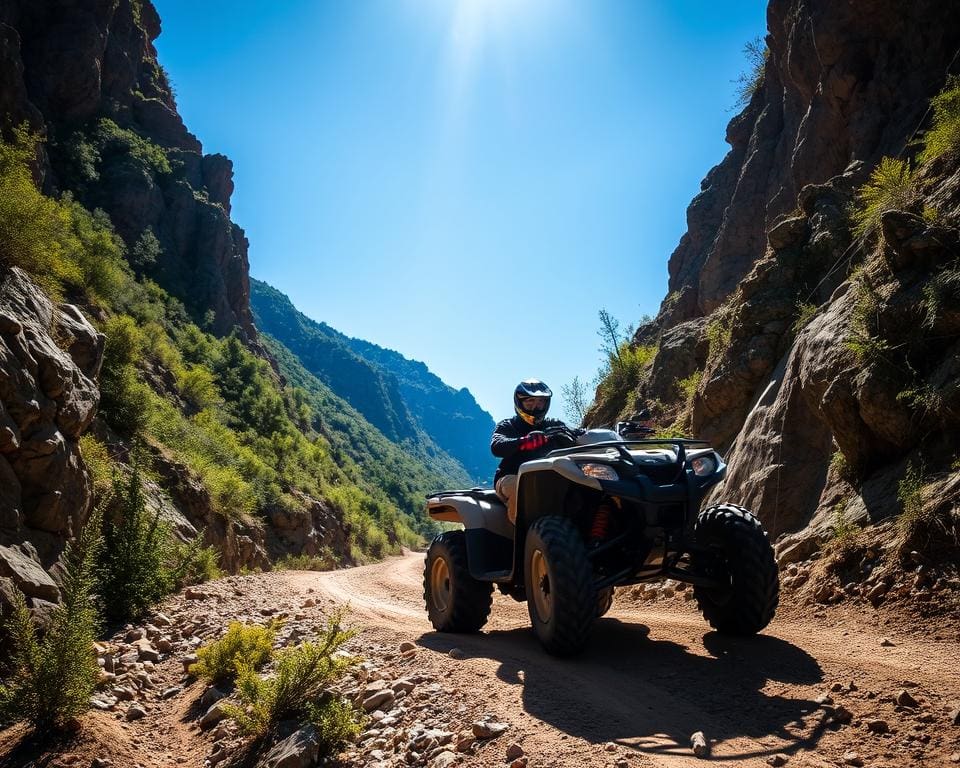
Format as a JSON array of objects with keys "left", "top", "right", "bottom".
[{"left": 590, "top": 504, "right": 612, "bottom": 541}]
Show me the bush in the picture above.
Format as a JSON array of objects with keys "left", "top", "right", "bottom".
[
  {"left": 224, "top": 612, "right": 359, "bottom": 745},
  {"left": 844, "top": 273, "right": 890, "bottom": 364},
  {"left": 168, "top": 533, "right": 223, "bottom": 588},
  {"left": 850, "top": 157, "right": 916, "bottom": 238},
  {"left": 918, "top": 75, "right": 960, "bottom": 164},
  {"left": 792, "top": 301, "right": 818, "bottom": 336},
  {"left": 0, "top": 507, "right": 102, "bottom": 731},
  {"left": 98, "top": 456, "right": 172, "bottom": 623},
  {"left": 676, "top": 370, "right": 702, "bottom": 403},
  {"left": 733, "top": 37, "right": 768, "bottom": 108},
  {"left": 99, "top": 315, "right": 153, "bottom": 435},
  {"left": 0, "top": 128, "right": 130, "bottom": 303},
  {"left": 274, "top": 551, "right": 338, "bottom": 571},
  {"left": 190, "top": 621, "right": 278, "bottom": 685}
]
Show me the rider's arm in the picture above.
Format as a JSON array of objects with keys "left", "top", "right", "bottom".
[{"left": 491, "top": 420, "right": 521, "bottom": 457}]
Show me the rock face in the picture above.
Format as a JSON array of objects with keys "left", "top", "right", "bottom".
[
  {"left": 0, "top": 267, "right": 103, "bottom": 597},
  {"left": 590, "top": 0, "right": 960, "bottom": 557},
  {"left": 667, "top": 0, "right": 960, "bottom": 319},
  {"left": 0, "top": 0, "right": 255, "bottom": 339}
]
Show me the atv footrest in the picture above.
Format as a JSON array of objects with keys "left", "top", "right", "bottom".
[{"left": 476, "top": 569, "right": 511, "bottom": 582}]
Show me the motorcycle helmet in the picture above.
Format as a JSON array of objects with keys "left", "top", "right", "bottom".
[{"left": 514, "top": 379, "right": 552, "bottom": 426}]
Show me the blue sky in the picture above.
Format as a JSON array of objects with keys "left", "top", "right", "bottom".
[{"left": 153, "top": 0, "right": 768, "bottom": 421}]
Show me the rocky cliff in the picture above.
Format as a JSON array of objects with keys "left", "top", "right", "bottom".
[
  {"left": 590, "top": 0, "right": 960, "bottom": 574},
  {"left": 0, "top": 0, "right": 254, "bottom": 339}
]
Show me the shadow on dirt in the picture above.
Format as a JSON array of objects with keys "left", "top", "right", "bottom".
[{"left": 418, "top": 615, "right": 828, "bottom": 762}]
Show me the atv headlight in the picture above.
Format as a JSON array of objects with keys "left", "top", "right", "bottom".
[
  {"left": 690, "top": 455, "right": 717, "bottom": 477},
  {"left": 578, "top": 463, "right": 619, "bottom": 481}
]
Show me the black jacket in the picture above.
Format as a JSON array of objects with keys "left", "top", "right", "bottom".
[{"left": 491, "top": 415, "right": 568, "bottom": 482}]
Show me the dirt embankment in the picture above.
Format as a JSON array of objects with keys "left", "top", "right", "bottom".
[{"left": 1, "top": 552, "right": 958, "bottom": 768}]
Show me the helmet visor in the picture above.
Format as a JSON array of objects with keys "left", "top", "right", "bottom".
[{"left": 520, "top": 396, "right": 549, "bottom": 415}]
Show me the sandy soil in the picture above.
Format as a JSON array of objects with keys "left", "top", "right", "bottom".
[{"left": 1, "top": 551, "right": 958, "bottom": 768}]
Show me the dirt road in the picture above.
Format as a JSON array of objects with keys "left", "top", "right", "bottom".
[{"left": 297, "top": 551, "right": 960, "bottom": 768}]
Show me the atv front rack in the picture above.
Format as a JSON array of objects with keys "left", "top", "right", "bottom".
[
  {"left": 426, "top": 488, "right": 499, "bottom": 502},
  {"left": 547, "top": 438, "right": 710, "bottom": 480}
]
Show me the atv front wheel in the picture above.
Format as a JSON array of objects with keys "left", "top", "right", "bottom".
[
  {"left": 524, "top": 516, "right": 597, "bottom": 655},
  {"left": 691, "top": 504, "right": 779, "bottom": 635},
  {"left": 424, "top": 531, "right": 493, "bottom": 633}
]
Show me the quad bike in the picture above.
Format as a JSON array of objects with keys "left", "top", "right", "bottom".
[{"left": 422, "top": 422, "right": 779, "bottom": 655}]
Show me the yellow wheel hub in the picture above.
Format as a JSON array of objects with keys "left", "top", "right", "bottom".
[
  {"left": 530, "top": 549, "right": 552, "bottom": 622},
  {"left": 430, "top": 556, "right": 452, "bottom": 614}
]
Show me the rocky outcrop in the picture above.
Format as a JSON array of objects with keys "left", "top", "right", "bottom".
[
  {"left": 595, "top": 0, "right": 960, "bottom": 559},
  {"left": 0, "top": 0, "right": 255, "bottom": 339},
  {"left": 0, "top": 267, "right": 103, "bottom": 608},
  {"left": 665, "top": 0, "right": 960, "bottom": 320}
]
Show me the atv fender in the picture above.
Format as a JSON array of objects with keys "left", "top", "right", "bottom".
[{"left": 427, "top": 494, "right": 514, "bottom": 581}]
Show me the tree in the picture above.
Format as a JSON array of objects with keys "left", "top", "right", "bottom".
[{"left": 560, "top": 376, "right": 590, "bottom": 425}]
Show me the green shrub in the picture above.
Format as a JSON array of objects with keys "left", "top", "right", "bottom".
[
  {"left": 79, "top": 434, "right": 115, "bottom": 501},
  {"left": 830, "top": 499, "right": 859, "bottom": 544},
  {"left": 792, "top": 301, "right": 818, "bottom": 336},
  {"left": 706, "top": 304, "right": 735, "bottom": 365},
  {"left": 733, "top": 37, "right": 768, "bottom": 108},
  {"left": 918, "top": 75, "right": 960, "bottom": 164},
  {"left": 896, "top": 461, "right": 927, "bottom": 540},
  {"left": 0, "top": 128, "right": 131, "bottom": 303},
  {"left": 0, "top": 506, "right": 102, "bottom": 731},
  {"left": 921, "top": 262, "right": 960, "bottom": 329},
  {"left": 850, "top": 157, "right": 916, "bottom": 238},
  {"left": 274, "top": 551, "right": 338, "bottom": 572},
  {"left": 676, "top": 370, "right": 702, "bottom": 403},
  {"left": 178, "top": 365, "right": 222, "bottom": 410},
  {"left": 98, "top": 456, "right": 172, "bottom": 622},
  {"left": 92, "top": 118, "right": 171, "bottom": 175},
  {"left": 224, "top": 612, "right": 358, "bottom": 743},
  {"left": 168, "top": 533, "right": 223, "bottom": 588},
  {"left": 844, "top": 274, "right": 890, "bottom": 363},
  {"left": 190, "top": 621, "right": 278, "bottom": 685}
]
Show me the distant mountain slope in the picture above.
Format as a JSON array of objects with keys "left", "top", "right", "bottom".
[
  {"left": 344, "top": 338, "right": 496, "bottom": 483},
  {"left": 262, "top": 336, "right": 470, "bottom": 529},
  {"left": 250, "top": 279, "right": 496, "bottom": 483}
]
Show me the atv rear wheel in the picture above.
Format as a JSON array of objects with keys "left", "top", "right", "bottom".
[
  {"left": 692, "top": 503, "right": 779, "bottom": 635},
  {"left": 596, "top": 586, "right": 614, "bottom": 617},
  {"left": 424, "top": 531, "right": 493, "bottom": 633},
  {"left": 524, "top": 516, "right": 597, "bottom": 655}
]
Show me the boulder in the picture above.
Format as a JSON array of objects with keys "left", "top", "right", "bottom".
[
  {"left": 256, "top": 725, "right": 319, "bottom": 768},
  {"left": 0, "top": 544, "right": 61, "bottom": 602}
]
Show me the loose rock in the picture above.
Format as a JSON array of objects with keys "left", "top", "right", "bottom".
[{"left": 690, "top": 730, "right": 709, "bottom": 758}]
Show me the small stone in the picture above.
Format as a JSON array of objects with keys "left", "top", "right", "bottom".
[
  {"left": 449, "top": 648, "right": 465, "bottom": 660},
  {"left": 615, "top": 760, "right": 630, "bottom": 768},
  {"left": 472, "top": 720, "right": 509, "bottom": 739},
  {"left": 950, "top": 752, "right": 960, "bottom": 763},
  {"left": 429, "top": 750, "right": 457, "bottom": 768},
  {"left": 766, "top": 754, "right": 788, "bottom": 767},
  {"left": 92, "top": 759, "right": 113, "bottom": 768},
  {"left": 865, "top": 718, "right": 889, "bottom": 734},
  {"left": 506, "top": 742, "right": 524, "bottom": 759},
  {"left": 690, "top": 731, "right": 709, "bottom": 758},
  {"left": 399, "top": 641, "right": 416, "bottom": 653},
  {"left": 152, "top": 612, "right": 172, "bottom": 626},
  {"left": 842, "top": 751, "right": 863, "bottom": 766},
  {"left": 603, "top": 742, "right": 617, "bottom": 752},
  {"left": 456, "top": 733, "right": 476, "bottom": 752},
  {"left": 161, "top": 686, "right": 181, "bottom": 700},
  {"left": 895, "top": 689, "right": 919, "bottom": 708},
  {"left": 200, "top": 686, "right": 227, "bottom": 708},
  {"left": 181, "top": 654, "right": 198, "bottom": 675},
  {"left": 125, "top": 705, "right": 147, "bottom": 721},
  {"left": 510, "top": 759, "right": 528, "bottom": 768},
  {"left": 880, "top": 637, "right": 895, "bottom": 647},
  {"left": 362, "top": 689, "right": 396, "bottom": 712},
  {"left": 830, "top": 705, "right": 854, "bottom": 724},
  {"left": 815, "top": 694, "right": 834, "bottom": 706},
  {"left": 302, "top": 598, "right": 316, "bottom": 608},
  {"left": 949, "top": 707, "right": 960, "bottom": 726},
  {"left": 199, "top": 701, "right": 230, "bottom": 730}
]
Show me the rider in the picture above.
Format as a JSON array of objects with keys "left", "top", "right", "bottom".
[{"left": 491, "top": 379, "right": 580, "bottom": 523}]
